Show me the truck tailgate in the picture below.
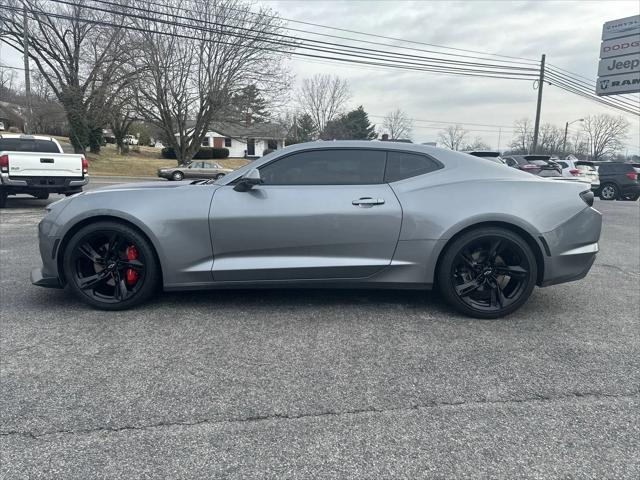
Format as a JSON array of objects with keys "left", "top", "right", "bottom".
[{"left": 6, "top": 152, "right": 84, "bottom": 177}]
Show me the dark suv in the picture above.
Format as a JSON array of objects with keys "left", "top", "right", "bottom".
[
  {"left": 578, "top": 161, "right": 639, "bottom": 201},
  {"left": 502, "top": 154, "right": 562, "bottom": 177}
]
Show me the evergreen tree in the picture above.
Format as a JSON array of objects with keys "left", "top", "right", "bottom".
[
  {"left": 320, "top": 106, "right": 377, "bottom": 140},
  {"left": 286, "top": 113, "right": 318, "bottom": 144},
  {"left": 232, "top": 85, "right": 270, "bottom": 123}
]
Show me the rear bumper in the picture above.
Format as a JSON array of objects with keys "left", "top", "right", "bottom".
[
  {"left": 1, "top": 173, "right": 88, "bottom": 192},
  {"left": 539, "top": 207, "right": 602, "bottom": 287}
]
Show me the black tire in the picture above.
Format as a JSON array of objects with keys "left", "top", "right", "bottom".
[
  {"left": 172, "top": 171, "right": 184, "bottom": 181},
  {"left": 0, "top": 190, "right": 7, "bottom": 209},
  {"left": 214, "top": 173, "right": 225, "bottom": 180},
  {"left": 624, "top": 193, "right": 639, "bottom": 201},
  {"left": 33, "top": 192, "right": 49, "bottom": 200},
  {"left": 437, "top": 227, "right": 537, "bottom": 319},
  {"left": 62, "top": 221, "right": 160, "bottom": 310},
  {"left": 599, "top": 183, "right": 618, "bottom": 200}
]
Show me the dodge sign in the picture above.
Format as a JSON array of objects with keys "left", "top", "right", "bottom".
[{"left": 597, "top": 15, "right": 640, "bottom": 97}]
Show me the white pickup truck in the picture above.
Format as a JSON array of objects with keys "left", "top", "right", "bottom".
[{"left": 0, "top": 134, "right": 88, "bottom": 208}]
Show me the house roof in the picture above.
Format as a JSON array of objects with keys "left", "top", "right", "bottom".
[{"left": 208, "top": 121, "right": 287, "bottom": 139}]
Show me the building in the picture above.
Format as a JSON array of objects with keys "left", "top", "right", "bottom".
[{"left": 200, "top": 121, "right": 287, "bottom": 158}]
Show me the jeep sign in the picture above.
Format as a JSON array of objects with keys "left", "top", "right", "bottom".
[{"left": 596, "top": 15, "right": 640, "bottom": 96}]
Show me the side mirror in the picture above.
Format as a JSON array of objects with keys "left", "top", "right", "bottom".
[{"left": 233, "top": 168, "right": 263, "bottom": 192}]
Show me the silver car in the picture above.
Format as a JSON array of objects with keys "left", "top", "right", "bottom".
[
  {"left": 32, "top": 141, "right": 602, "bottom": 318},
  {"left": 157, "top": 161, "right": 233, "bottom": 181}
]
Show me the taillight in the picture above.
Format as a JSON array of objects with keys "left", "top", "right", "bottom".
[
  {"left": 625, "top": 172, "right": 637, "bottom": 181},
  {"left": 521, "top": 164, "right": 539, "bottom": 172},
  {"left": 569, "top": 168, "right": 580, "bottom": 176},
  {"left": 81, "top": 156, "right": 88, "bottom": 175},
  {"left": 0, "top": 154, "right": 8, "bottom": 173}
]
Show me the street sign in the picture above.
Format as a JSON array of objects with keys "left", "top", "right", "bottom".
[
  {"left": 597, "top": 15, "right": 640, "bottom": 96},
  {"left": 596, "top": 72, "right": 640, "bottom": 96},
  {"left": 602, "top": 15, "right": 640, "bottom": 40},
  {"left": 600, "top": 35, "right": 640, "bottom": 59},
  {"left": 597, "top": 53, "right": 640, "bottom": 76}
]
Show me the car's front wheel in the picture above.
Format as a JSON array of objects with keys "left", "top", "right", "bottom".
[
  {"left": 172, "top": 171, "right": 184, "bottom": 181},
  {"left": 437, "top": 227, "right": 537, "bottom": 319},
  {"left": 599, "top": 183, "right": 618, "bottom": 200},
  {"left": 63, "top": 221, "right": 159, "bottom": 310}
]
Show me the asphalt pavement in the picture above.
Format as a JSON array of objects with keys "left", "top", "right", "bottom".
[{"left": 1, "top": 181, "right": 639, "bottom": 479}]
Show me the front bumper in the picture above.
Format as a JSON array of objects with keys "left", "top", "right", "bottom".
[{"left": 31, "top": 267, "right": 63, "bottom": 288}]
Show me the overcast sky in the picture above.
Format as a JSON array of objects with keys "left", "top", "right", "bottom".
[
  {"left": 261, "top": 0, "right": 640, "bottom": 153},
  {"left": 1, "top": 0, "right": 638, "bottom": 153}
]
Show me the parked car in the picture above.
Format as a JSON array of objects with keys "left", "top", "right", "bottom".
[
  {"left": 0, "top": 134, "right": 88, "bottom": 208},
  {"left": 123, "top": 135, "right": 138, "bottom": 146},
  {"left": 157, "top": 161, "right": 234, "bottom": 181},
  {"left": 577, "top": 161, "right": 640, "bottom": 201},
  {"left": 502, "top": 155, "right": 562, "bottom": 177},
  {"left": 463, "top": 150, "right": 507, "bottom": 165},
  {"left": 557, "top": 159, "right": 600, "bottom": 191},
  {"left": 32, "top": 142, "right": 602, "bottom": 319}
]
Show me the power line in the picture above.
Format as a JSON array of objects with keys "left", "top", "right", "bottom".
[{"left": 4, "top": 2, "right": 540, "bottom": 82}]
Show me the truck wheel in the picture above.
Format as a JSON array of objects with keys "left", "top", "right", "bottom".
[
  {"left": 34, "top": 192, "right": 50, "bottom": 200},
  {"left": 0, "top": 191, "right": 7, "bottom": 208}
]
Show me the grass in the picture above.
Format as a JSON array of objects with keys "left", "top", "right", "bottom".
[{"left": 77, "top": 142, "right": 249, "bottom": 177}]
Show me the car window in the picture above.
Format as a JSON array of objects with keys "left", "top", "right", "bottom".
[
  {"left": 212, "top": 163, "right": 221, "bottom": 168},
  {"left": 504, "top": 157, "right": 517, "bottom": 167},
  {"left": 0, "top": 138, "right": 60, "bottom": 152},
  {"left": 190, "top": 162, "right": 203, "bottom": 168},
  {"left": 385, "top": 151, "right": 441, "bottom": 182},
  {"left": 558, "top": 161, "right": 568, "bottom": 169},
  {"left": 201, "top": 162, "right": 212, "bottom": 169},
  {"left": 259, "top": 149, "right": 386, "bottom": 185}
]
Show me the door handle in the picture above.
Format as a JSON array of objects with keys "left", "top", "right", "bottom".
[{"left": 352, "top": 197, "right": 385, "bottom": 207}]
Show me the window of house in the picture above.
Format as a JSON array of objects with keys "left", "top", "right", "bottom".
[
  {"left": 201, "top": 137, "right": 210, "bottom": 147},
  {"left": 259, "top": 149, "right": 386, "bottom": 185},
  {"left": 224, "top": 137, "right": 232, "bottom": 147},
  {"left": 384, "top": 151, "right": 442, "bottom": 183},
  {"left": 267, "top": 139, "right": 278, "bottom": 150}
]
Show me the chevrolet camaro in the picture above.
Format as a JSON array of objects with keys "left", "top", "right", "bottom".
[{"left": 31, "top": 141, "right": 602, "bottom": 318}]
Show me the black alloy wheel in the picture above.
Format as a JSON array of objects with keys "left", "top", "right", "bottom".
[
  {"left": 438, "top": 227, "right": 537, "bottom": 319},
  {"left": 63, "top": 221, "right": 159, "bottom": 310}
]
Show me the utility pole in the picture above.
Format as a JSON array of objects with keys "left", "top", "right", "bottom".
[
  {"left": 23, "top": 4, "right": 33, "bottom": 134},
  {"left": 562, "top": 121, "right": 569, "bottom": 158},
  {"left": 497, "top": 127, "right": 502, "bottom": 151},
  {"left": 531, "top": 54, "right": 545, "bottom": 153}
]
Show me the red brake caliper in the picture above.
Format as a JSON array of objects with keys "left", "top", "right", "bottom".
[{"left": 125, "top": 246, "right": 139, "bottom": 286}]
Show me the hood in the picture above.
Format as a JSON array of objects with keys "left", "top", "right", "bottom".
[{"left": 94, "top": 181, "right": 186, "bottom": 191}]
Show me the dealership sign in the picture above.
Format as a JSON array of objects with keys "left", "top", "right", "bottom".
[{"left": 596, "top": 15, "right": 640, "bottom": 97}]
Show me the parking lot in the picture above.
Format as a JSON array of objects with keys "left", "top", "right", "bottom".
[{"left": 1, "top": 180, "right": 639, "bottom": 478}]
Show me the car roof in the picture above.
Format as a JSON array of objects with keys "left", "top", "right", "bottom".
[{"left": 0, "top": 133, "right": 58, "bottom": 142}]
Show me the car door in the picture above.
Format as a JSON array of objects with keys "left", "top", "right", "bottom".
[
  {"left": 209, "top": 148, "right": 402, "bottom": 281},
  {"left": 185, "top": 161, "right": 202, "bottom": 179}
]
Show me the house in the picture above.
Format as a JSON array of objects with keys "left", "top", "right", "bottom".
[{"left": 200, "top": 121, "right": 287, "bottom": 158}]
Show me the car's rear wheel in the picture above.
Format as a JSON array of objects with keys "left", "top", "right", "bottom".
[
  {"left": 63, "top": 221, "right": 159, "bottom": 310},
  {"left": 438, "top": 227, "right": 537, "bottom": 319},
  {"left": 214, "top": 173, "right": 225, "bottom": 180},
  {"left": 599, "top": 183, "right": 618, "bottom": 200},
  {"left": 0, "top": 190, "right": 7, "bottom": 208},
  {"left": 172, "top": 171, "right": 184, "bottom": 181}
]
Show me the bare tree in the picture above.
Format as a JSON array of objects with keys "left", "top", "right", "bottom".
[
  {"left": 297, "top": 74, "right": 350, "bottom": 134},
  {"left": 132, "top": 0, "right": 291, "bottom": 164},
  {"left": 438, "top": 124, "right": 469, "bottom": 150},
  {"left": 538, "top": 123, "right": 564, "bottom": 155},
  {"left": 1, "top": 0, "right": 130, "bottom": 152},
  {"left": 383, "top": 108, "right": 413, "bottom": 140},
  {"left": 463, "top": 136, "right": 491, "bottom": 151},
  {"left": 510, "top": 118, "right": 534, "bottom": 154},
  {"left": 582, "top": 114, "right": 629, "bottom": 161}
]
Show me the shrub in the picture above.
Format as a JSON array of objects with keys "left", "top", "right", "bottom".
[{"left": 161, "top": 147, "right": 229, "bottom": 160}]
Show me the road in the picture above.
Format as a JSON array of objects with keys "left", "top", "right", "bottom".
[{"left": 1, "top": 180, "right": 639, "bottom": 478}]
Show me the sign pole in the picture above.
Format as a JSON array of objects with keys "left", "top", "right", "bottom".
[{"left": 532, "top": 54, "right": 545, "bottom": 153}]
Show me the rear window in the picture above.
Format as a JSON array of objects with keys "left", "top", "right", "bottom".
[
  {"left": 385, "top": 151, "right": 442, "bottom": 182},
  {"left": 598, "top": 163, "right": 634, "bottom": 173},
  {"left": 0, "top": 138, "right": 61, "bottom": 153},
  {"left": 558, "top": 161, "right": 569, "bottom": 168}
]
